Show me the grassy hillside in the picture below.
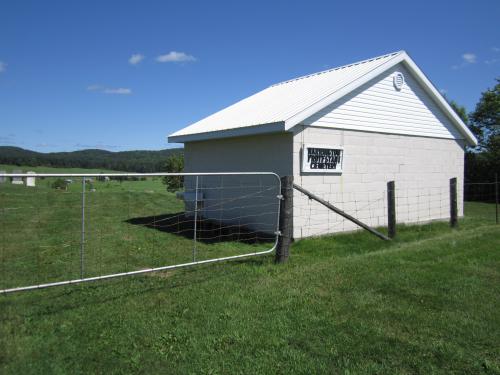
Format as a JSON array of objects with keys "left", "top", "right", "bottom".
[
  {"left": 0, "top": 189, "right": 498, "bottom": 373},
  {"left": 0, "top": 146, "right": 183, "bottom": 172}
]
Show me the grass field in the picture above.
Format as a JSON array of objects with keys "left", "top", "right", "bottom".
[
  {"left": 0, "top": 172, "right": 499, "bottom": 374},
  {"left": 0, "top": 172, "right": 274, "bottom": 291}
]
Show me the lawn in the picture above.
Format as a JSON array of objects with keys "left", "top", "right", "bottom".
[
  {"left": 0, "top": 176, "right": 499, "bottom": 374},
  {"left": 0, "top": 172, "right": 275, "bottom": 291}
]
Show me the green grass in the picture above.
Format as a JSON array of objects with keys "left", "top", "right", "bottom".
[{"left": 0, "top": 177, "right": 499, "bottom": 374}]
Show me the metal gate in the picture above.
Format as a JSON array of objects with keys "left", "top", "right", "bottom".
[{"left": 0, "top": 172, "right": 281, "bottom": 293}]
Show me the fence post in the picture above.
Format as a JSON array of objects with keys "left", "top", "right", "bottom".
[
  {"left": 387, "top": 181, "right": 396, "bottom": 238},
  {"left": 80, "top": 177, "right": 86, "bottom": 279},
  {"left": 450, "top": 177, "right": 458, "bottom": 228},
  {"left": 276, "top": 175, "right": 293, "bottom": 263},
  {"left": 496, "top": 173, "right": 499, "bottom": 225},
  {"left": 193, "top": 175, "right": 199, "bottom": 262}
]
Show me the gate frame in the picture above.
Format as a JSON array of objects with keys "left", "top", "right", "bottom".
[{"left": 0, "top": 172, "right": 281, "bottom": 294}]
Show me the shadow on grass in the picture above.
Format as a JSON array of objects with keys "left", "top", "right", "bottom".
[{"left": 124, "top": 212, "right": 275, "bottom": 245}]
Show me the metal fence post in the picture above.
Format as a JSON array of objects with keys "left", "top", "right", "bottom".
[
  {"left": 193, "top": 175, "right": 199, "bottom": 262},
  {"left": 387, "top": 181, "right": 396, "bottom": 238},
  {"left": 80, "top": 177, "right": 86, "bottom": 278},
  {"left": 450, "top": 177, "right": 458, "bottom": 228},
  {"left": 495, "top": 173, "right": 499, "bottom": 225},
  {"left": 276, "top": 176, "right": 293, "bottom": 263}
]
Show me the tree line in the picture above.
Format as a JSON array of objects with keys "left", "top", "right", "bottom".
[{"left": 0, "top": 146, "right": 183, "bottom": 173}]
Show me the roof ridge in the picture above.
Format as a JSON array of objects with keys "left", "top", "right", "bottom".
[{"left": 270, "top": 50, "right": 404, "bottom": 87}]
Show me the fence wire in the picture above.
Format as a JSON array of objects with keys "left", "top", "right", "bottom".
[
  {"left": 464, "top": 180, "right": 499, "bottom": 223},
  {"left": 294, "top": 178, "right": 499, "bottom": 239},
  {"left": 0, "top": 172, "right": 281, "bottom": 293}
]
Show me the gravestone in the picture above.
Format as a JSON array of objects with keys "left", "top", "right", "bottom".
[{"left": 11, "top": 170, "right": 23, "bottom": 185}]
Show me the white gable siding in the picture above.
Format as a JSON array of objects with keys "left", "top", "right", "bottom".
[{"left": 302, "top": 64, "right": 463, "bottom": 140}]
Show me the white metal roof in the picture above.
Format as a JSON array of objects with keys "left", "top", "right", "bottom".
[{"left": 169, "top": 51, "right": 477, "bottom": 146}]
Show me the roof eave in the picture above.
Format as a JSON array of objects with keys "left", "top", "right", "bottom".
[{"left": 168, "top": 121, "right": 286, "bottom": 143}]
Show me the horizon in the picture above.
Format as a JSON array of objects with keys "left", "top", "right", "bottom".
[
  {"left": 0, "top": 145, "right": 183, "bottom": 154},
  {"left": 1, "top": 1, "right": 499, "bottom": 152}
]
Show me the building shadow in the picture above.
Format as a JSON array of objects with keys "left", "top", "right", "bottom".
[{"left": 125, "top": 212, "right": 274, "bottom": 245}]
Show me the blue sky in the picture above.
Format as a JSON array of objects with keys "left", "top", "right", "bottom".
[{"left": 0, "top": 0, "right": 499, "bottom": 152}]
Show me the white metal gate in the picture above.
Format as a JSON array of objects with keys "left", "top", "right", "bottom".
[{"left": 0, "top": 172, "right": 281, "bottom": 293}]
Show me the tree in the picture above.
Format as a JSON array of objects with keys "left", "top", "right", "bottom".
[
  {"left": 467, "top": 78, "right": 500, "bottom": 181},
  {"left": 162, "top": 154, "right": 184, "bottom": 192},
  {"left": 469, "top": 78, "right": 500, "bottom": 150},
  {"left": 51, "top": 178, "right": 68, "bottom": 190},
  {"left": 449, "top": 100, "right": 469, "bottom": 124}
]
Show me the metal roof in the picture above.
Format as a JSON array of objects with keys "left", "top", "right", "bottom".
[{"left": 168, "top": 51, "right": 477, "bottom": 146}]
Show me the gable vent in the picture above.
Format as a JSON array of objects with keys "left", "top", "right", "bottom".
[{"left": 393, "top": 72, "right": 405, "bottom": 90}]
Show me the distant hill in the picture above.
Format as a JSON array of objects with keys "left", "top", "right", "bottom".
[{"left": 0, "top": 146, "right": 183, "bottom": 172}]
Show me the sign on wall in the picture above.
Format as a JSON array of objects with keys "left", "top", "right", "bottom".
[{"left": 301, "top": 144, "right": 344, "bottom": 173}]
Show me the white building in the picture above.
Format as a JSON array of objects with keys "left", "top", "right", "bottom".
[{"left": 168, "top": 51, "right": 477, "bottom": 238}]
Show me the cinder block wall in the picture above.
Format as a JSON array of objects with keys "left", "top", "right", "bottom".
[
  {"left": 292, "top": 126, "right": 465, "bottom": 239},
  {"left": 184, "top": 133, "right": 293, "bottom": 234}
]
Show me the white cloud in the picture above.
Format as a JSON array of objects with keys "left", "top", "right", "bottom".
[
  {"left": 452, "top": 52, "right": 477, "bottom": 69},
  {"left": 103, "top": 87, "right": 132, "bottom": 95},
  {"left": 128, "top": 53, "right": 145, "bottom": 65},
  {"left": 462, "top": 53, "right": 477, "bottom": 64},
  {"left": 87, "top": 84, "right": 132, "bottom": 95},
  {"left": 156, "top": 51, "right": 196, "bottom": 63},
  {"left": 485, "top": 58, "right": 500, "bottom": 65},
  {"left": 87, "top": 84, "right": 103, "bottom": 91},
  {"left": 491, "top": 46, "right": 500, "bottom": 52},
  {"left": 0, "top": 61, "right": 7, "bottom": 73}
]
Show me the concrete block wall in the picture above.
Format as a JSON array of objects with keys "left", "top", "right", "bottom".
[
  {"left": 292, "top": 126, "right": 465, "bottom": 239},
  {"left": 183, "top": 133, "right": 293, "bottom": 234}
]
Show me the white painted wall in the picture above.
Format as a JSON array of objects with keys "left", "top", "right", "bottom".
[
  {"left": 183, "top": 133, "right": 293, "bottom": 234},
  {"left": 292, "top": 126, "right": 465, "bottom": 238}
]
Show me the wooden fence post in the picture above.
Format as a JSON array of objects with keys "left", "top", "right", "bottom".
[
  {"left": 276, "top": 176, "right": 293, "bottom": 263},
  {"left": 450, "top": 177, "right": 458, "bottom": 228},
  {"left": 387, "top": 181, "right": 396, "bottom": 238}
]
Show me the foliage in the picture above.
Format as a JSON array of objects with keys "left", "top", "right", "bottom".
[
  {"left": 51, "top": 178, "right": 67, "bottom": 190},
  {"left": 464, "top": 78, "right": 500, "bottom": 182},
  {"left": 0, "top": 146, "right": 183, "bottom": 173},
  {"left": 449, "top": 100, "right": 468, "bottom": 124},
  {"left": 162, "top": 153, "right": 184, "bottom": 192},
  {"left": 469, "top": 78, "right": 500, "bottom": 150}
]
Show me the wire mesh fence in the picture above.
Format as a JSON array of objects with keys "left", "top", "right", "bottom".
[
  {"left": 464, "top": 178, "right": 499, "bottom": 224},
  {"left": 293, "top": 181, "right": 461, "bottom": 239},
  {"left": 293, "top": 177, "right": 500, "bottom": 239},
  {"left": 0, "top": 172, "right": 281, "bottom": 293}
]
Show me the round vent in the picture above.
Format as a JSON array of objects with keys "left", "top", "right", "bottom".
[{"left": 393, "top": 72, "right": 405, "bottom": 90}]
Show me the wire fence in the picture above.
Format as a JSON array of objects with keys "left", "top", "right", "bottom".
[
  {"left": 294, "top": 177, "right": 499, "bottom": 239},
  {"left": 1, "top": 171, "right": 498, "bottom": 293},
  {"left": 464, "top": 177, "right": 499, "bottom": 224},
  {"left": 0, "top": 172, "right": 281, "bottom": 293}
]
